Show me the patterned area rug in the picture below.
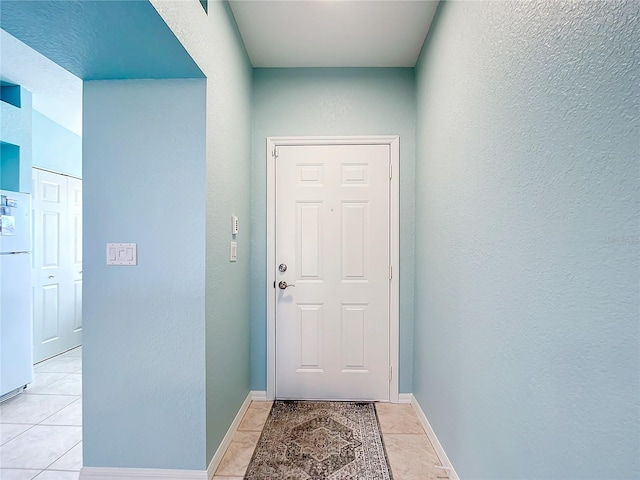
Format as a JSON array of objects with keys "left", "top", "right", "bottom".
[{"left": 245, "top": 401, "right": 393, "bottom": 480}]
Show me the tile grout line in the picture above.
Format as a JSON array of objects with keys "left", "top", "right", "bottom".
[
  {"left": 381, "top": 432, "right": 429, "bottom": 435},
  {"left": 0, "top": 347, "right": 82, "bottom": 479},
  {"left": 26, "top": 393, "right": 80, "bottom": 397},
  {"left": 27, "top": 372, "right": 73, "bottom": 387},
  {"left": 37, "top": 364, "right": 83, "bottom": 472},
  {"left": 44, "top": 348, "right": 83, "bottom": 475},
  {"left": 0, "top": 423, "right": 38, "bottom": 446},
  {"left": 34, "top": 396, "right": 81, "bottom": 425},
  {"left": 41, "top": 438, "right": 82, "bottom": 472}
]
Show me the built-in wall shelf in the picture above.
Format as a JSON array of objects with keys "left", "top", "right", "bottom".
[
  {"left": 0, "top": 84, "right": 21, "bottom": 108},
  {"left": 0, "top": 84, "right": 24, "bottom": 191},
  {"left": 0, "top": 142, "right": 21, "bottom": 191}
]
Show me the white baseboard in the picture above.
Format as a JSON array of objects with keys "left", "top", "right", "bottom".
[
  {"left": 80, "top": 391, "right": 269, "bottom": 480},
  {"left": 80, "top": 467, "right": 207, "bottom": 479},
  {"left": 206, "top": 391, "right": 253, "bottom": 478},
  {"left": 250, "top": 390, "right": 267, "bottom": 401},
  {"left": 397, "top": 393, "right": 412, "bottom": 404},
  {"left": 206, "top": 390, "right": 267, "bottom": 479},
  {"left": 409, "top": 394, "right": 460, "bottom": 480}
]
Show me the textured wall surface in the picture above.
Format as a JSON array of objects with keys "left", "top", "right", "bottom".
[
  {"left": 251, "top": 68, "right": 416, "bottom": 393},
  {"left": 414, "top": 1, "right": 639, "bottom": 478},
  {"left": 83, "top": 79, "right": 206, "bottom": 470},
  {"left": 0, "top": 0, "right": 203, "bottom": 80},
  {"left": 151, "top": 0, "right": 254, "bottom": 464},
  {"left": 32, "top": 111, "right": 82, "bottom": 178}
]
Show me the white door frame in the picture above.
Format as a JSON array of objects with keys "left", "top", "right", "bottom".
[{"left": 266, "top": 135, "right": 400, "bottom": 403}]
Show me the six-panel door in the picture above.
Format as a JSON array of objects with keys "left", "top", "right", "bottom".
[
  {"left": 32, "top": 169, "right": 82, "bottom": 363},
  {"left": 275, "top": 144, "right": 391, "bottom": 401}
]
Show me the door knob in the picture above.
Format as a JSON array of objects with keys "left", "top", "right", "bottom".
[
  {"left": 278, "top": 281, "right": 295, "bottom": 290},
  {"left": 278, "top": 264, "right": 287, "bottom": 272}
]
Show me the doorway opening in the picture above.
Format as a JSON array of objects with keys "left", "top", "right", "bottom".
[{"left": 266, "top": 136, "right": 400, "bottom": 403}]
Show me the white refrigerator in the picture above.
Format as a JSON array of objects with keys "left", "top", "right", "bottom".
[{"left": 0, "top": 190, "right": 33, "bottom": 398}]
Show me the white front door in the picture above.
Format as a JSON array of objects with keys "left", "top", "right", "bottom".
[
  {"left": 32, "top": 169, "right": 82, "bottom": 363},
  {"left": 275, "top": 144, "right": 391, "bottom": 401}
]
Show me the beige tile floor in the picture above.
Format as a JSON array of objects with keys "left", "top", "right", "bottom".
[
  {"left": 2, "top": 354, "right": 446, "bottom": 480},
  {"left": 0, "top": 347, "right": 82, "bottom": 480},
  {"left": 214, "top": 400, "right": 450, "bottom": 480}
]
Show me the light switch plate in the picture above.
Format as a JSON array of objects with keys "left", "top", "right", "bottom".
[
  {"left": 107, "top": 243, "right": 137, "bottom": 265},
  {"left": 230, "top": 241, "right": 237, "bottom": 262}
]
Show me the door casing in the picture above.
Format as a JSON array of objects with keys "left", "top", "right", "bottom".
[{"left": 266, "top": 135, "right": 400, "bottom": 402}]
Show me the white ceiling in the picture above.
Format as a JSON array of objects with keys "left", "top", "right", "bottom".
[
  {"left": 229, "top": 0, "right": 439, "bottom": 68},
  {"left": 1, "top": 30, "right": 83, "bottom": 136}
]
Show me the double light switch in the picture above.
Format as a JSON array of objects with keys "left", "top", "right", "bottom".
[{"left": 107, "top": 243, "right": 137, "bottom": 265}]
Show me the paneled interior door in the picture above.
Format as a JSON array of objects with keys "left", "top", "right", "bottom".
[
  {"left": 275, "top": 144, "right": 391, "bottom": 400},
  {"left": 67, "top": 176, "right": 83, "bottom": 349},
  {"left": 32, "top": 169, "right": 82, "bottom": 363}
]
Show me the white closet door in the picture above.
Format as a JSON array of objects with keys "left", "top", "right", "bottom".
[
  {"left": 32, "top": 169, "right": 82, "bottom": 363},
  {"left": 67, "top": 176, "right": 83, "bottom": 348}
]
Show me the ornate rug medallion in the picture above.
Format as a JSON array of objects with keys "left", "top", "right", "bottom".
[{"left": 244, "top": 401, "right": 393, "bottom": 480}]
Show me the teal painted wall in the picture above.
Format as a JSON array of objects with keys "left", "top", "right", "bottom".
[
  {"left": 251, "top": 68, "right": 416, "bottom": 393},
  {"left": 3, "top": 0, "right": 252, "bottom": 471},
  {"left": 0, "top": 142, "right": 20, "bottom": 191},
  {"left": 83, "top": 79, "right": 207, "bottom": 470},
  {"left": 1, "top": 89, "right": 80, "bottom": 188},
  {"left": 32, "top": 110, "right": 82, "bottom": 178},
  {"left": 200, "top": 1, "right": 253, "bottom": 464},
  {"left": 414, "top": 1, "right": 639, "bottom": 478},
  {"left": 1, "top": 0, "right": 203, "bottom": 80},
  {"left": 148, "top": 0, "right": 255, "bottom": 463},
  {"left": 0, "top": 86, "right": 32, "bottom": 192}
]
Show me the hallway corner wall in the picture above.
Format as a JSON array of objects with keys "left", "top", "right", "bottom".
[
  {"left": 83, "top": 78, "right": 207, "bottom": 470},
  {"left": 150, "top": 0, "right": 254, "bottom": 465},
  {"left": 413, "top": 1, "right": 639, "bottom": 478}
]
